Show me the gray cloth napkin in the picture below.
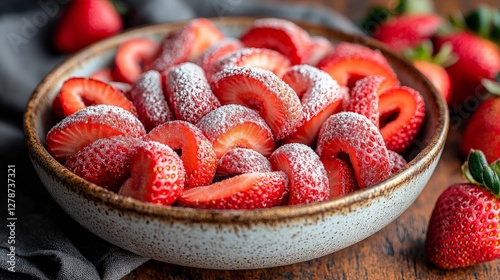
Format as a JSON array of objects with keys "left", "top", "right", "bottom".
[{"left": 0, "top": 0, "right": 360, "bottom": 279}]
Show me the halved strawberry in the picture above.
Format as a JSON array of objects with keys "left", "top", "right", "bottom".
[
  {"left": 46, "top": 105, "right": 146, "bottom": 163},
  {"left": 89, "top": 68, "right": 114, "bottom": 82},
  {"left": 195, "top": 38, "right": 243, "bottom": 76},
  {"left": 320, "top": 156, "right": 358, "bottom": 198},
  {"left": 317, "top": 42, "right": 399, "bottom": 89},
  {"left": 145, "top": 120, "right": 217, "bottom": 188},
  {"left": 210, "top": 67, "right": 304, "bottom": 140},
  {"left": 345, "top": 75, "right": 386, "bottom": 128},
  {"left": 118, "top": 141, "right": 185, "bottom": 205},
  {"left": 208, "top": 47, "right": 291, "bottom": 82},
  {"left": 240, "top": 18, "right": 311, "bottom": 65},
  {"left": 196, "top": 104, "right": 275, "bottom": 158},
  {"left": 177, "top": 171, "right": 288, "bottom": 210},
  {"left": 128, "top": 70, "right": 173, "bottom": 131},
  {"left": 164, "top": 62, "right": 220, "bottom": 124},
  {"left": 65, "top": 136, "right": 145, "bottom": 192},
  {"left": 150, "top": 18, "right": 224, "bottom": 72},
  {"left": 379, "top": 86, "right": 426, "bottom": 153},
  {"left": 388, "top": 150, "right": 407, "bottom": 174},
  {"left": 113, "top": 38, "right": 159, "bottom": 84},
  {"left": 216, "top": 148, "right": 272, "bottom": 177},
  {"left": 308, "top": 36, "right": 333, "bottom": 65},
  {"left": 270, "top": 143, "right": 329, "bottom": 205},
  {"left": 281, "top": 65, "right": 344, "bottom": 146},
  {"left": 57, "top": 77, "right": 136, "bottom": 117},
  {"left": 316, "top": 112, "right": 391, "bottom": 188}
]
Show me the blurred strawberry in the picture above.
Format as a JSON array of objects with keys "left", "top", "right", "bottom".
[
  {"left": 426, "top": 150, "right": 500, "bottom": 269},
  {"left": 54, "top": 0, "right": 123, "bottom": 53},
  {"left": 434, "top": 5, "right": 500, "bottom": 105},
  {"left": 362, "top": 0, "right": 442, "bottom": 51},
  {"left": 460, "top": 81, "right": 500, "bottom": 164}
]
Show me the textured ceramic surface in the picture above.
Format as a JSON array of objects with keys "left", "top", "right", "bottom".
[{"left": 24, "top": 17, "right": 449, "bottom": 270}]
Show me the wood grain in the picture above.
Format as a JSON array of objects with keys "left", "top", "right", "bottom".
[{"left": 124, "top": 1, "right": 500, "bottom": 279}]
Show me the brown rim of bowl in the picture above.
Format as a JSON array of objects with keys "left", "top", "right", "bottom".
[{"left": 23, "top": 17, "right": 449, "bottom": 224}]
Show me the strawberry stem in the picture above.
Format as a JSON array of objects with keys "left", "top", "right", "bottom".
[{"left": 462, "top": 150, "right": 500, "bottom": 196}]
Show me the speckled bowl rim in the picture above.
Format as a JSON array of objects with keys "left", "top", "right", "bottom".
[{"left": 24, "top": 17, "right": 449, "bottom": 224}]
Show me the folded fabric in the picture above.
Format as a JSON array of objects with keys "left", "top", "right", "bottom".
[{"left": 0, "top": 1, "right": 360, "bottom": 279}]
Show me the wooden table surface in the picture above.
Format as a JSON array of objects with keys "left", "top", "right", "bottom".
[{"left": 124, "top": 1, "right": 500, "bottom": 279}]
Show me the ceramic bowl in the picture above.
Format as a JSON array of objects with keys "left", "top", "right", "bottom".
[{"left": 24, "top": 17, "right": 448, "bottom": 270}]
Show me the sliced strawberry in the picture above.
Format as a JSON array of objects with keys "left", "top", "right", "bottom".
[
  {"left": 270, "top": 143, "right": 329, "bottom": 205},
  {"left": 177, "top": 171, "right": 288, "bottom": 210},
  {"left": 240, "top": 18, "right": 311, "bottom": 65},
  {"left": 164, "top": 62, "right": 220, "bottom": 124},
  {"left": 109, "top": 82, "right": 132, "bottom": 97},
  {"left": 379, "top": 86, "right": 426, "bottom": 153},
  {"left": 320, "top": 156, "right": 358, "bottom": 198},
  {"left": 208, "top": 47, "right": 291, "bottom": 82},
  {"left": 89, "top": 68, "right": 114, "bottom": 82},
  {"left": 281, "top": 65, "right": 344, "bottom": 146},
  {"left": 65, "top": 136, "right": 145, "bottom": 192},
  {"left": 308, "top": 36, "right": 333, "bottom": 65},
  {"left": 57, "top": 77, "right": 136, "bottom": 117},
  {"left": 46, "top": 105, "right": 146, "bottom": 163},
  {"left": 113, "top": 38, "right": 159, "bottom": 84},
  {"left": 316, "top": 112, "right": 391, "bottom": 188},
  {"left": 150, "top": 18, "right": 224, "bottom": 72},
  {"left": 118, "top": 141, "right": 185, "bottom": 205},
  {"left": 317, "top": 42, "right": 399, "bottom": 89},
  {"left": 195, "top": 38, "right": 243, "bottom": 76},
  {"left": 388, "top": 150, "right": 407, "bottom": 174},
  {"left": 128, "top": 70, "right": 173, "bottom": 131},
  {"left": 345, "top": 75, "right": 386, "bottom": 128},
  {"left": 210, "top": 67, "right": 304, "bottom": 140},
  {"left": 216, "top": 148, "right": 272, "bottom": 177},
  {"left": 196, "top": 104, "right": 275, "bottom": 158},
  {"left": 146, "top": 120, "right": 217, "bottom": 188}
]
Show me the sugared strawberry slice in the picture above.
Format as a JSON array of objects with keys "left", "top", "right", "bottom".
[
  {"left": 128, "top": 70, "right": 173, "bottom": 131},
  {"left": 379, "top": 86, "right": 426, "bottom": 153},
  {"left": 240, "top": 18, "right": 311, "bottom": 65},
  {"left": 145, "top": 121, "right": 217, "bottom": 188},
  {"left": 150, "top": 18, "right": 224, "bottom": 72},
  {"left": 317, "top": 42, "right": 399, "bottom": 89},
  {"left": 196, "top": 104, "right": 275, "bottom": 158},
  {"left": 210, "top": 67, "right": 304, "bottom": 140},
  {"left": 388, "top": 150, "right": 407, "bottom": 174},
  {"left": 109, "top": 82, "right": 132, "bottom": 97},
  {"left": 65, "top": 136, "right": 145, "bottom": 192},
  {"left": 316, "top": 112, "right": 391, "bottom": 188},
  {"left": 320, "top": 156, "right": 358, "bottom": 198},
  {"left": 119, "top": 141, "right": 185, "bottom": 205},
  {"left": 345, "top": 75, "right": 386, "bottom": 128},
  {"left": 57, "top": 77, "right": 136, "bottom": 117},
  {"left": 89, "top": 68, "right": 114, "bottom": 82},
  {"left": 270, "top": 143, "right": 330, "bottom": 205},
  {"left": 164, "top": 62, "right": 220, "bottom": 124},
  {"left": 177, "top": 171, "right": 288, "bottom": 210},
  {"left": 308, "top": 36, "right": 333, "bottom": 65},
  {"left": 208, "top": 47, "right": 291, "bottom": 82},
  {"left": 195, "top": 38, "right": 243, "bottom": 76},
  {"left": 113, "top": 38, "right": 159, "bottom": 84},
  {"left": 281, "top": 65, "right": 344, "bottom": 146},
  {"left": 216, "top": 148, "right": 272, "bottom": 177},
  {"left": 46, "top": 105, "right": 146, "bottom": 163}
]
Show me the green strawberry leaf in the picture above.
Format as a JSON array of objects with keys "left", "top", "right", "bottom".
[
  {"left": 490, "top": 158, "right": 500, "bottom": 175},
  {"left": 468, "top": 150, "right": 489, "bottom": 183},
  {"left": 396, "top": 0, "right": 434, "bottom": 15},
  {"left": 464, "top": 4, "right": 492, "bottom": 38},
  {"left": 361, "top": 7, "right": 392, "bottom": 35},
  {"left": 481, "top": 77, "right": 500, "bottom": 96},
  {"left": 463, "top": 150, "right": 500, "bottom": 196},
  {"left": 483, "top": 167, "right": 500, "bottom": 195}
]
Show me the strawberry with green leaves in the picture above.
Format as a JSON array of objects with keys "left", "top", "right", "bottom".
[{"left": 425, "top": 150, "right": 500, "bottom": 269}]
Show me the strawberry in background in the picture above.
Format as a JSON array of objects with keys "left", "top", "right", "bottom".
[
  {"left": 434, "top": 5, "right": 500, "bottom": 106},
  {"left": 54, "top": 0, "right": 123, "bottom": 53}
]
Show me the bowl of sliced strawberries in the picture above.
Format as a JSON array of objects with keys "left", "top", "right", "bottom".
[{"left": 24, "top": 17, "right": 448, "bottom": 269}]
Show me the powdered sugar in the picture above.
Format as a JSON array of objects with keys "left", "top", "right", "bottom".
[{"left": 217, "top": 148, "right": 272, "bottom": 176}]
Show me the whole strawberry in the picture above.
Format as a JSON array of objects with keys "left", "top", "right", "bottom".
[
  {"left": 425, "top": 150, "right": 500, "bottom": 269},
  {"left": 54, "top": 0, "right": 123, "bottom": 53},
  {"left": 460, "top": 87, "right": 500, "bottom": 164}
]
